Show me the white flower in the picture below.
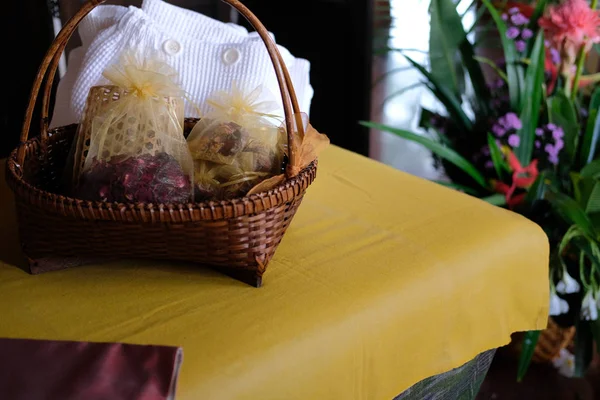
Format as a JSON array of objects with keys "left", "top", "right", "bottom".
[
  {"left": 597, "top": 288, "right": 600, "bottom": 309},
  {"left": 581, "top": 290, "right": 599, "bottom": 321},
  {"left": 556, "top": 270, "right": 580, "bottom": 294},
  {"left": 549, "top": 291, "right": 569, "bottom": 316},
  {"left": 552, "top": 348, "right": 575, "bottom": 377}
]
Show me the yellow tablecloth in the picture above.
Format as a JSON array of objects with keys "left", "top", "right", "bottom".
[{"left": 0, "top": 146, "right": 549, "bottom": 399}]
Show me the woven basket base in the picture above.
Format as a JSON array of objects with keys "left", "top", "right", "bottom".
[{"left": 26, "top": 255, "right": 264, "bottom": 287}]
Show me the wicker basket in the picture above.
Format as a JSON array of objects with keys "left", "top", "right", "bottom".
[
  {"left": 507, "top": 317, "right": 576, "bottom": 363},
  {"left": 5, "top": 0, "right": 317, "bottom": 287}
]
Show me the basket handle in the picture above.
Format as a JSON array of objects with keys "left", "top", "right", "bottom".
[{"left": 19, "top": 0, "right": 304, "bottom": 178}]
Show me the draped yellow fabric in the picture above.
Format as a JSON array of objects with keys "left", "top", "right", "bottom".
[{"left": 0, "top": 146, "right": 549, "bottom": 400}]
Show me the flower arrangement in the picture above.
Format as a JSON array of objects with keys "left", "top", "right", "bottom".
[{"left": 362, "top": 0, "right": 600, "bottom": 379}]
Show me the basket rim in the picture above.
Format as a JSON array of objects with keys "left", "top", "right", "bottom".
[{"left": 6, "top": 124, "right": 317, "bottom": 222}]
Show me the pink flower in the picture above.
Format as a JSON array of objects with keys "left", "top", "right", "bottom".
[{"left": 539, "top": 0, "right": 600, "bottom": 64}]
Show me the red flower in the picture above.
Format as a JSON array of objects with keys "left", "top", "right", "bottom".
[
  {"left": 494, "top": 149, "right": 539, "bottom": 209},
  {"left": 499, "top": 2, "right": 534, "bottom": 18},
  {"left": 539, "top": 0, "right": 600, "bottom": 64}
]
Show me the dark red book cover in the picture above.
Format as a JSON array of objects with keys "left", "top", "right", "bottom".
[{"left": 0, "top": 338, "right": 183, "bottom": 400}]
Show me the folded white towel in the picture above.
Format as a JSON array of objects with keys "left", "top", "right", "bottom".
[{"left": 50, "top": 0, "right": 313, "bottom": 128}]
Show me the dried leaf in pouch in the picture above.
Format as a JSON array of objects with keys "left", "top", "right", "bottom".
[
  {"left": 247, "top": 174, "right": 286, "bottom": 196},
  {"left": 285, "top": 113, "right": 330, "bottom": 178},
  {"left": 187, "top": 120, "right": 249, "bottom": 165},
  {"left": 188, "top": 82, "right": 286, "bottom": 199},
  {"left": 246, "top": 114, "right": 329, "bottom": 195}
]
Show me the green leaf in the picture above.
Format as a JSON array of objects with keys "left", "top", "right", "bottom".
[
  {"left": 481, "top": 0, "right": 522, "bottom": 110},
  {"left": 459, "top": 40, "right": 491, "bottom": 116},
  {"left": 473, "top": 56, "right": 508, "bottom": 83},
  {"left": 433, "top": 180, "right": 480, "bottom": 195},
  {"left": 516, "top": 32, "right": 546, "bottom": 166},
  {"left": 571, "top": 172, "right": 584, "bottom": 203},
  {"left": 548, "top": 93, "right": 580, "bottom": 164},
  {"left": 591, "top": 319, "right": 600, "bottom": 356},
  {"left": 379, "top": 82, "right": 424, "bottom": 109},
  {"left": 372, "top": 66, "right": 413, "bottom": 89},
  {"left": 529, "top": 0, "right": 548, "bottom": 24},
  {"left": 524, "top": 171, "right": 549, "bottom": 206},
  {"left": 546, "top": 190, "right": 597, "bottom": 238},
  {"left": 429, "top": 0, "right": 467, "bottom": 98},
  {"left": 579, "top": 87, "right": 600, "bottom": 165},
  {"left": 481, "top": 193, "right": 507, "bottom": 206},
  {"left": 586, "top": 182, "right": 600, "bottom": 213},
  {"left": 404, "top": 55, "right": 474, "bottom": 132},
  {"left": 374, "top": 47, "right": 429, "bottom": 56},
  {"left": 573, "top": 236, "right": 600, "bottom": 276},
  {"left": 575, "top": 320, "right": 594, "bottom": 378},
  {"left": 581, "top": 159, "right": 600, "bottom": 179},
  {"left": 359, "top": 121, "right": 487, "bottom": 188},
  {"left": 517, "top": 331, "right": 541, "bottom": 382},
  {"left": 488, "top": 133, "right": 509, "bottom": 179},
  {"left": 466, "top": 5, "right": 488, "bottom": 34}
]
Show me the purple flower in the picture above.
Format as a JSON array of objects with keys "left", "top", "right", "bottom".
[
  {"left": 545, "top": 143, "right": 558, "bottom": 157},
  {"left": 506, "top": 27, "right": 520, "bottom": 39},
  {"left": 544, "top": 39, "right": 551, "bottom": 47},
  {"left": 493, "top": 124, "right": 507, "bottom": 137},
  {"left": 515, "top": 40, "right": 527, "bottom": 52},
  {"left": 482, "top": 146, "right": 491, "bottom": 156},
  {"left": 521, "top": 28, "right": 534, "bottom": 39},
  {"left": 504, "top": 112, "right": 523, "bottom": 130},
  {"left": 535, "top": 140, "right": 541, "bottom": 148},
  {"left": 502, "top": 13, "right": 509, "bottom": 21},
  {"left": 549, "top": 154, "right": 559, "bottom": 165},
  {"left": 511, "top": 13, "right": 529, "bottom": 25},
  {"left": 508, "top": 7, "right": 520, "bottom": 14},
  {"left": 553, "top": 128, "right": 565, "bottom": 140},
  {"left": 535, "top": 128, "right": 544, "bottom": 136},
  {"left": 485, "top": 160, "right": 494, "bottom": 169},
  {"left": 508, "top": 134, "right": 521, "bottom": 147},
  {"left": 550, "top": 48, "right": 561, "bottom": 64},
  {"left": 554, "top": 138, "right": 565, "bottom": 151},
  {"left": 547, "top": 123, "right": 557, "bottom": 131}
]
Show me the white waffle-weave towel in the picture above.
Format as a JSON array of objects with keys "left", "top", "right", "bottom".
[{"left": 50, "top": 0, "right": 313, "bottom": 128}]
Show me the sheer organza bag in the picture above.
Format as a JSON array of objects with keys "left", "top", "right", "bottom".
[
  {"left": 68, "top": 50, "right": 194, "bottom": 204},
  {"left": 187, "top": 82, "right": 287, "bottom": 201}
]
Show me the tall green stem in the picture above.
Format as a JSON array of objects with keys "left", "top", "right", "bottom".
[
  {"left": 570, "top": 0, "right": 598, "bottom": 101},
  {"left": 571, "top": 47, "right": 587, "bottom": 101}
]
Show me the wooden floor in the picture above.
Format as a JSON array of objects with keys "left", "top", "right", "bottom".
[{"left": 477, "top": 346, "right": 600, "bottom": 400}]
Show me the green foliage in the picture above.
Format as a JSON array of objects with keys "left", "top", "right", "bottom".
[
  {"left": 481, "top": 0, "right": 524, "bottom": 111},
  {"left": 403, "top": 55, "right": 474, "bottom": 132},
  {"left": 429, "top": 0, "right": 466, "bottom": 98},
  {"left": 516, "top": 32, "right": 546, "bottom": 166},
  {"left": 359, "top": 121, "right": 487, "bottom": 188},
  {"left": 488, "top": 133, "right": 509, "bottom": 179},
  {"left": 548, "top": 93, "right": 580, "bottom": 164},
  {"left": 517, "top": 331, "right": 541, "bottom": 382},
  {"left": 579, "top": 87, "right": 600, "bottom": 166}
]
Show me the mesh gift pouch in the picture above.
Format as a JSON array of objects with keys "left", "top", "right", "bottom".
[
  {"left": 187, "top": 82, "right": 286, "bottom": 201},
  {"left": 71, "top": 50, "right": 193, "bottom": 204},
  {"left": 247, "top": 112, "right": 330, "bottom": 195}
]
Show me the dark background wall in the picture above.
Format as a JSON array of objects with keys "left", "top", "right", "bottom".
[{"left": 0, "top": 0, "right": 372, "bottom": 158}]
